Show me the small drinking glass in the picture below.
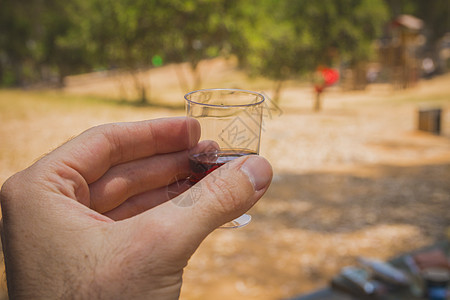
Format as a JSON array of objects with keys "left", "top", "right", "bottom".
[{"left": 185, "top": 88, "right": 265, "bottom": 228}]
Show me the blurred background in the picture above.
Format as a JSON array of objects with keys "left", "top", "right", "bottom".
[{"left": 0, "top": 0, "right": 449, "bottom": 299}]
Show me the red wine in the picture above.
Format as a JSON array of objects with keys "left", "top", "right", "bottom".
[{"left": 188, "top": 150, "right": 257, "bottom": 183}]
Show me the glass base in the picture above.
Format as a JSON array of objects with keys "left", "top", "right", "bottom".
[{"left": 220, "top": 214, "right": 251, "bottom": 229}]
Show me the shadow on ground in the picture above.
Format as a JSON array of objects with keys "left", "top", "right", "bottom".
[
  {"left": 182, "top": 162, "right": 449, "bottom": 300},
  {"left": 252, "top": 162, "right": 450, "bottom": 238}
]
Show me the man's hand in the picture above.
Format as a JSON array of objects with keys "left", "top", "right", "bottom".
[{"left": 0, "top": 117, "right": 272, "bottom": 299}]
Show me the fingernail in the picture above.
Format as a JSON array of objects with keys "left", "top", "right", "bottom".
[{"left": 240, "top": 156, "right": 273, "bottom": 191}]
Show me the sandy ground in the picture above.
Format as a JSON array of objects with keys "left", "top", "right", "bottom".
[
  {"left": 0, "top": 59, "right": 449, "bottom": 299},
  {"left": 181, "top": 73, "right": 450, "bottom": 299}
]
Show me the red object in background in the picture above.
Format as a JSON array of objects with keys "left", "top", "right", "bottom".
[{"left": 314, "top": 67, "right": 339, "bottom": 93}]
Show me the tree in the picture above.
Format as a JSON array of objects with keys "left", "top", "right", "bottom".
[
  {"left": 292, "top": 0, "right": 389, "bottom": 109},
  {"left": 233, "top": 0, "right": 389, "bottom": 108},
  {"left": 0, "top": 0, "right": 38, "bottom": 86},
  {"left": 227, "top": 0, "right": 302, "bottom": 103},
  {"left": 161, "top": 0, "right": 234, "bottom": 92},
  {"left": 67, "top": 0, "right": 233, "bottom": 101},
  {"left": 80, "top": 0, "right": 167, "bottom": 103},
  {"left": 1, "top": 0, "right": 392, "bottom": 102},
  {"left": 0, "top": 0, "right": 96, "bottom": 87}
]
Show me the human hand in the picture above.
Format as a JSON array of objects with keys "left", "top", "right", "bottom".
[{"left": 0, "top": 117, "right": 272, "bottom": 299}]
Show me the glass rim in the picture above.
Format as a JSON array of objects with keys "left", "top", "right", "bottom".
[{"left": 184, "top": 88, "right": 265, "bottom": 108}]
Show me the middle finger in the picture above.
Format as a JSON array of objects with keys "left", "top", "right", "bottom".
[{"left": 89, "top": 150, "right": 190, "bottom": 213}]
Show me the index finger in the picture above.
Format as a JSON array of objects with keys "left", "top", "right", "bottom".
[{"left": 51, "top": 117, "right": 200, "bottom": 183}]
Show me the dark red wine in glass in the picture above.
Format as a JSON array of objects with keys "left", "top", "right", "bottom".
[{"left": 188, "top": 150, "right": 256, "bottom": 184}]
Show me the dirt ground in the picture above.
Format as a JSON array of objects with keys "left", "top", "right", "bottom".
[
  {"left": 0, "top": 59, "right": 449, "bottom": 299},
  {"left": 180, "top": 73, "right": 450, "bottom": 300}
]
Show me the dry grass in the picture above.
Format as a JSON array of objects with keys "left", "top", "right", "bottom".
[{"left": 0, "top": 60, "right": 449, "bottom": 299}]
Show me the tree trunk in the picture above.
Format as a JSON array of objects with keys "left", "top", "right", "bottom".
[
  {"left": 273, "top": 80, "right": 284, "bottom": 104},
  {"left": 174, "top": 64, "right": 190, "bottom": 94},
  {"left": 314, "top": 92, "right": 322, "bottom": 112},
  {"left": 57, "top": 64, "right": 68, "bottom": 88},
  {"left": 139, "top": 87, "right": 147, "bottom": 104},
  {"left": 115, "top": 74, "right": 129, "bottom": 102},
  {"left": 190, "top": 62, "right": 202, "bottom": 91},
  {"left": 130, "top": 70, "right": 150, "bottom": 105}
]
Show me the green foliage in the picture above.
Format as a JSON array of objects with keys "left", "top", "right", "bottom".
[
  {"left": 0, "top": 0, "right": 445, "bottom": 90},
  {"left": 237, "top": 0, "right": 389, "bottom": 84},
  {"left": 0, "top": 0, "right": 36, "bottom": 85},
  {"left": 0, "top": 0, "right": 95, "bottom": 85}
]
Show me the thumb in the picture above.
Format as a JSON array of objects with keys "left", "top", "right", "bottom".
[
  {"left": 185, "top": 155, "right": 273, "bottom": 229},
  {"left": 134, "top": 155, "right": 272, "bottom": 255}
]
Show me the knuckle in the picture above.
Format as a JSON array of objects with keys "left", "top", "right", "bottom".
[
  {"left": 203, "top": 175, "right": 244, "bottom": 213},
  {"left": 0, "top": 171, "right": 25, "bottom": 208}
]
